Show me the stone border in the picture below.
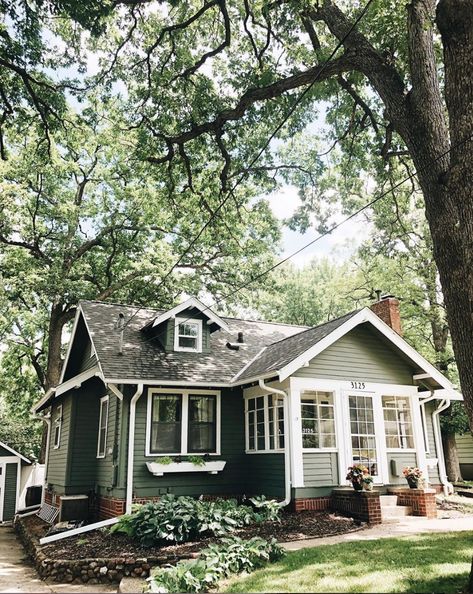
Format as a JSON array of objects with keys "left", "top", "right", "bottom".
[{"left": 14, "top": 515, "right": 195, "bottom": 584}]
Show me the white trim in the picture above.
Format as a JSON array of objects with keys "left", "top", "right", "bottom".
[
  {"left": 146, "top": 460, "right": 226, "bottom": 476},
  {"left": 32, "top": 388, "right": 55, "bottom": 414},
  {"left": 40, "top": 517, "right": 120, "bottom": 545},
  {"left": 288, "top": 380, "right": 304, "bottom": 488},
  {"left": 145, "top": 388, "right": 221, "bottom": 457},
  {"left": 0, "top": 461, "right": 5, "bottom": 522},
  {"left": 15, "top": 460, "right": 21, "bottom": 514},
  {"left": 299, "top": 389, "right": 337, "bottom": 452},
  {"left": 53, "top": 404, "right": 63, "bottom": 449},
  {"left": 243, "top": 392, "right": 285, "bottom": 454},
  {"left": 411, "top": 393, "right": 428, "bottom": 481},
  {"left": 151, "top": 297, "right": 229, "bottom": 332},
  {"left": 278, "top": 308, "right": 457, "bottom": 394},
  {"left": 55, "top": 367, "right": 101, "bottom": 397},
  {"left": 127, "top": 384, "right": 144, "bottom": 514},
  {"left": 419, "top": 388, "right": 462, "bottom": 401},
  {"left": 0, "top": 442, "right": 30, "bottom": 464},
  {"left": 96, "top": 395, "right": 109, "bottom": 459},
  {"left": 174, "top": 317, "right": 203, "bottom": 353}
]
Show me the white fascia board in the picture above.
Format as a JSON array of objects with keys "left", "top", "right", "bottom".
[
  {"left": 55, "top": 366, "right": 102, "bottom": 396},
  {"left": 230, "top": 346, "right": 267, "bottom": 383},
  {"left": 150, "top": 297, "right": 229, "bottom": 332},
  {"left": 104, "top": 378, "right": 231, "bottom": 388},
  {"left": 278, "top": 308, "right": 456, "bottom": 394},
  {"left": 418, "top": 389, "right": 463, "bottom": 401},
  {"left": 32, "top": 388, "right": 55, "bottom": 414},
  {"left": 0, "top": 441, "right": 31, "bottom": 464}
]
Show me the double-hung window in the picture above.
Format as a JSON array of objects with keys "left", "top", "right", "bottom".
[
  {"left": 53, "top": 404, "right": 62, "bottom": 449},
  {"left": 245, "top": 394, "right": 284, "bottom": 452},
  {"left": 147, "top": 390, "right": 219, "bottom": 455},
  {"left": 301, "top": 391, "right": 336, "bottom": 449},
  {"left": 174, "top": 318, "right": 202, "bottom": 352},
  {"left": 382, "top": 395, "right": 414, "bottom": 449},
  {"left": 97, "top": 396, "right": 109, "bottom": 458}
]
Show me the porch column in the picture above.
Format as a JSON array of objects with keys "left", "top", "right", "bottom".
[
  {"left": 411, "top": 393, "right": 429, "bottom": 482},
  {"left": 288, "top": 381, "right": 304, "bottom": 488}
]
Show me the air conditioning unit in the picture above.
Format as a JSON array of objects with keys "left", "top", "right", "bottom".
[{"left": 59, "top": 494, "right": 89, "bottom": 522}]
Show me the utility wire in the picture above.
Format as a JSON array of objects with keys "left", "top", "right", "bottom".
[
  {"left": 122, "top": 0, "right": 375, "bottom": 329},
  {"left": 135, "top": 131, "right": 471, "bottom": 346}
]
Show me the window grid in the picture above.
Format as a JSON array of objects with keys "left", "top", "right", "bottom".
[
  {"left": 349, "top": 395, "right": 378, "bottom": 476},
  {"left": 246, "top": 394, "right": 284, "bottom": 452},
  {"left": 301, "top": 391, "right": 336, "bottom": 449},
  {"left": 97, "top": 396, "right": 109, "bottom": 458},
  {"left": 53, "top": 404, "right": 62, "bottom": 449},
  {"left": 174, "top": 318, "right": 202, "bottom": 352},
  {"left": 382, "top": 395, "right": 414, "bottom": 450}
]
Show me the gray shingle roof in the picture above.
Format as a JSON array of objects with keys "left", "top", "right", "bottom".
[
  {"left": 80, "top": 301, "right": 307, "bottom": 384},
  {"left": 235, "top": 310, "right": 359, "bottom": 381}
]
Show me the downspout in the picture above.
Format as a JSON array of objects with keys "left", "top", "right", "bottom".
[
  {"left": 126, "top": 383, "right": 144, "bottom": 514},
  {"left": 258, "top": 379, "right": 291, "bottom": 508},
  {"left": 432, "top": 397, "right": 453, "bottom": 496},
  {"left": 33, "top": 411, "right": 51, "bottom": 506}
]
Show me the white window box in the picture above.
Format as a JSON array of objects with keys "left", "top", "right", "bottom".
[{"left": 146, "top": 460, "right": 226, "bottom": 476}]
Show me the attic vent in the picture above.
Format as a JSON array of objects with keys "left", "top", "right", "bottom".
[
  {"left": 237, "top": 332, "right": 244, "bottom": 343},
  {"left": 226, "top": 342, "right": 240, "bottom": 351}
]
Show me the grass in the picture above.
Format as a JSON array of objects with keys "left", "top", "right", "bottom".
[{"left": 224, "top": 532, "right": 473, "bottom": 593}]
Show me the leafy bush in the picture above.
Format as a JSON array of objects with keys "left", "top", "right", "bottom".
[
  {"left": 249, "top": 495, "right": 281, "bottom": 523},
  {"left": 148, "top": 536, "right": 285, "bottom": 593},
  {"left": 111, "top": 494, "right": 279, "bottom": 547}
]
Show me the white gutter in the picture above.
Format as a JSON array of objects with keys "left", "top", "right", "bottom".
[
  {"left": 40, "top": 517, "right": 119, "bottom": 545},
  {"left": 258, "top": 379, "right": 291, "bottom": 508},
  {"left": 33, "top": 412, "right": 51, "bottom": 506},
  {"left": 432, "top": 397, "right": 453, "bottom": 496},
  {"left": 126, "top": 383, "right": 144, "bottom": 514}
]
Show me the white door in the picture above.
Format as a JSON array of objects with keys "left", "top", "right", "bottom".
[
  {"left": 346, "top": 393, "right": 385, "bottom": 483},
  {"left": 0, "top": 463, "right": 5, "bottom": 522}
]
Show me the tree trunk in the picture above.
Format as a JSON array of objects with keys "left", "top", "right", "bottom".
[
  {"left": 442, "top": 432, "right": 463, "bottom": 483},
  {"left": 44, "top": 303, "right": 67, "bottom": 390}
]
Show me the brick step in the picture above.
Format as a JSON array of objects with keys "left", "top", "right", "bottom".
[
  {"left": 379, "top": 495, "right": 398, "bottom": 507},
  {"left": 381, "top": 505, "right": 412, "bottom": 518}
]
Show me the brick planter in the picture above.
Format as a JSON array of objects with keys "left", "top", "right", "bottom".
[
  {"left": 291, "top": 497, "right": 331, "bottom": 512},
  {"left": 331, "top": 488, "right": 382, "bottom": 524},
  {"left": 387, "top": 487, "right": 437, "bottom": 518},
  {"left": 14, "top": 515, "right": 194, "bottom": 584}
]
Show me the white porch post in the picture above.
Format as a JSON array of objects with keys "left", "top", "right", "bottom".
[
  {"left": 411, "top": 393, "right": 429, "bottom": 482},
  {"left": 288, "top": 380, "right": 304, "bottom": 488}
]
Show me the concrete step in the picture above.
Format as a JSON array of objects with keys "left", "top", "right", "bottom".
[
  {"left": 379, "top": 495, "right": 398, "bottom": 507},
  {"left": 381, "top": 505, "right": 412, "bottom": 518}
]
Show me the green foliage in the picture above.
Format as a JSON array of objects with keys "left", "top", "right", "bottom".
[
  {"left": 0, "top": 404, "right": 42, "bottom": 460},
  {"left": 111, "top": 494, "right": 280, "bottom": 547},
  {"left": 148, "top": 536, "right": 285, "bottom": 593},
  {"left": 248, "top": 496, "right": 281, "bottom": 523},
  {"left": 440, "top": 402, "right": 470, "bottom": 436},
  {"left": 155, "top": 456, "right": 173, "bottom": 465},
  {"left": 187, "top": 455, "right": 206, "bottom": 467}
]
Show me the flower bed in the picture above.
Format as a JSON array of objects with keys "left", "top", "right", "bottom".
[{"left": 15, "top": 510, "right": 362, "bottom": 584}]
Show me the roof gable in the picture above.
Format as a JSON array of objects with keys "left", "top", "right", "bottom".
[
  {"left": 0, "top": 441, "right": 31, "bottom": 463},
  {"left": 146, "top": 297, "right": 229, "bottom": 333}
]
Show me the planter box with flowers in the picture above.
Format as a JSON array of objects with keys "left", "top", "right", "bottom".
[{"left": 146, "top": 457, "right": 226, "bottom": 477}]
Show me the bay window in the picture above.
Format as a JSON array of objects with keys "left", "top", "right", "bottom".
[
  {"left": 382, "top": 395, "right": 414, "bottom": 449},
  {"left": 147, "top": 389, "right": 220, "bottom": 455},
  {"left": 245, "top": 394, "right": 284, "bottom": 452},
  {"left": 301, "top": 391, "right": 336, "bottom": 449}
]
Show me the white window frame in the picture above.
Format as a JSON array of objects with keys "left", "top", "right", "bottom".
[
  {"left": 381, "top": 394, "right": 416, "bottom": 452},
  {"left": 244, "top": 393, "right": 285, "bottom": 454},
  {"left": 53, "top": 404, "right": 62, "bottom": 449},
  {"left": 300, "top": 390, "right": 337, "bottom": 452},
  {"left": 96, "top": 395, "right": 109, "bottom": 459},
  {"left": 145, "top": 388, "right": 221, "bottom": 457},
  {"left": 174, "top": 318, "right": 203, "bottom": 353}
]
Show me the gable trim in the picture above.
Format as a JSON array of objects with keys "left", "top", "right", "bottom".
[
  {"left": 277, "top": 308, "right": 455, "bottom": 394},
  {"left": 0, "top": 441, "right": 31, "bottom": 464},
  {"left": 150, "top": 297, "right": 229, "bottom": 332}
]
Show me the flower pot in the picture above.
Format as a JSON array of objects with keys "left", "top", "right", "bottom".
[
  {"left": 352, "top": 481, "right": 363, "bottom": 491},
  {"left": 406, "top": 477, "right": 419, "bottom": 489},
  {"left": 363, "top": 482, "right": 374, "bottom": 491}
]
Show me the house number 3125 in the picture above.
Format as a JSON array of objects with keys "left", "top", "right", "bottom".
[{"left": 350, "top": 381, "right": 366, "bottom": 389}]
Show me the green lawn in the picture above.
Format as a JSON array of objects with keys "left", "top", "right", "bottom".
[{"left": 224, "top": 532, "right": 473, "bottom": 593}]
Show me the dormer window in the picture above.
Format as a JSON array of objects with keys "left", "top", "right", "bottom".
[{"left": 174, "top": 318, "right": 202, "bottom": 352}]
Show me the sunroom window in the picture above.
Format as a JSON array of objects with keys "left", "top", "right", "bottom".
[
  {"left": 301, "top": 391, "right": 336, "bottom": 449},
  {"left": 174, "top": 318, "right": 202, "bottom": 352},
  {"left": 382, "top": 395, "right": 414, "bottom": 449},
  {"left": 53, "top": 404, "right": 62, "bottom": 449},
  {"left": 147, "top": 390, "right": 219, "bottom": 455},
  {"left": 245, "top": 394, "right": 284, "bottom": 452}
]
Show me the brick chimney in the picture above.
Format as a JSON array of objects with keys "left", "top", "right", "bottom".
[{"left": 370, "top": 294, "right": 402, "bottom": 335}]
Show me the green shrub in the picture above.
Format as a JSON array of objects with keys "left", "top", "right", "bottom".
[
  {"left": 111, "top": 494, "right": 278, "bottom": 547},
  {"left": 148, "top": 536, "right": 285, "bottom": 593},
  {"left": 249, "top": 495, "right": 282, "bottom": 522}
]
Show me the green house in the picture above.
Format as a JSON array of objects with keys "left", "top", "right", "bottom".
[{"left": 34, "top": 296, "right": 461, "bottom": 519}]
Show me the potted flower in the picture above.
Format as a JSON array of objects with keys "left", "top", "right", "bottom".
[
  {"left": 402, "top": 466, "right": 423, "bottom": 489},
  {"left": 346, "top": 464, "right": 368, "bottom": 491},
  {"left": 362, "top": 474, "right": 374, "bottom": 491}
]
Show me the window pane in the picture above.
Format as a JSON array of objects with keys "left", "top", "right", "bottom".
[
  {"left": 151, "top": 394, "right": 182, "bottom": 453},
  {"left": 178, "top": 336, "right": 197, "bottom": 349},
  {"left": 153, "top": 394, "right": 181, "bottom": 422},
  {"left": 189, "top": 395, "right": 214, "bottom": 422},
  {"left": 188, "top": 395, "right": 216, "bottom": 452},
  {"left": 179, "top": 322, "right": 198, "bottom": 337},
  {"left": 382, "top": 396, "right": 414, "bottom": 450},
  {"left": 189, "top": 424, "right": 215, "bottom": 451}
]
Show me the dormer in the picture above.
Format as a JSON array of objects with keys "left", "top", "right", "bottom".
[{"left": 142, "top": 297, "right": 229, "bottom": 353}]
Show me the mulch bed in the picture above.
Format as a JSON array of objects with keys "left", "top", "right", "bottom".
[{"left": 29, "top": 510, "right": 362, "bottom": 562}]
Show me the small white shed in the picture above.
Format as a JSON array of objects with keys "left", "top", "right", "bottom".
[{"left": 0, "top": 442, "right": 31, "bottom": 522}]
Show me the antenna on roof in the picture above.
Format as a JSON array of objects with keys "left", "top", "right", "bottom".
[{"left": 115, "top": 312, "right": 126, "bottom": 355}]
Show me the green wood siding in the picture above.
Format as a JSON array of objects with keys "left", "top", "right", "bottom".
[
  {"left": 47, "top": 395, "right": 73, "bottom": 489},
  {"left": 164, "top": 309, "right": 211, "bottom": 353},
  {"left": 457, "top": 433, "right": 473, "bottom": 480},
  {"left": 245, "top": 454, "right": 285, "bottom": 498},
  {"left": 303, "top": 452, "right": 338, "bottom": 487},
  {"left": 132, "top": 387, "right": 246, "bottom": 498},
  {"left": 3, "top": 462, "right": 18, "bottom": 521},
  {"left": 294, "top": 324, "right": 415, "bottom": 384},
  {"left": 387, "top": 452, "right": 417, "bottom": 484}
]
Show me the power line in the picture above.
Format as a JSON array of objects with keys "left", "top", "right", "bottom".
[
  {"left": 136, "top": 131, "right": 472, "bottom": 346},
  {"left": 122, "top": 0, "right": 375, "bottom": 328}
]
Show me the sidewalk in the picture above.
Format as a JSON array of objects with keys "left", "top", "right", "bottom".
[
  {"left": 282, "top": 514, "right": 473, "bottom": 551},
  {"left": 0, "top": 526, "right": 115, "bottom": 594}
]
